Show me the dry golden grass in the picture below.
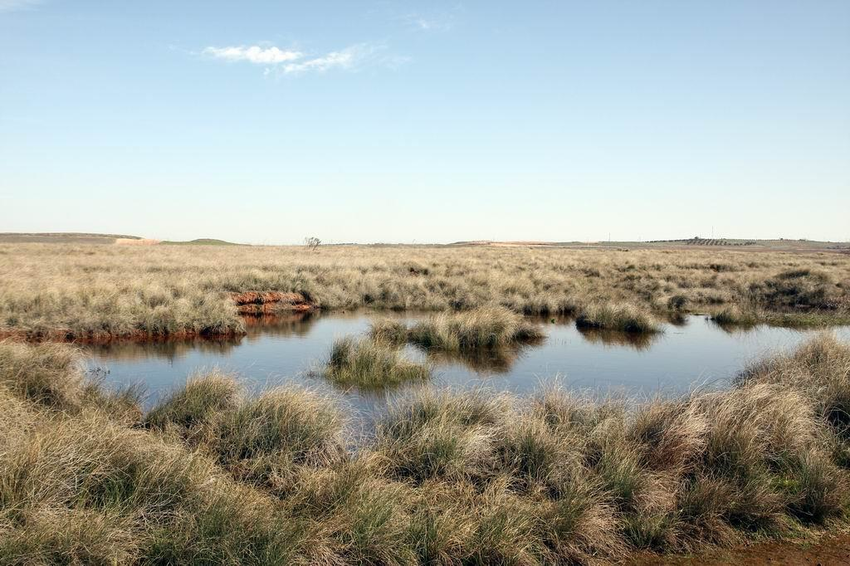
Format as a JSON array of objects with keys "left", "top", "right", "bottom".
[
  {"left": 0, "top": 243, "right": 848, "bottom": 340},
  {"left": 4, "top": 336, "right": 850, "bottom": 564}
]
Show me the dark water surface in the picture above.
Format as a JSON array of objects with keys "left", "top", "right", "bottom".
[{"left": 85, "top": 312, "right": 850, "bottom": 429}]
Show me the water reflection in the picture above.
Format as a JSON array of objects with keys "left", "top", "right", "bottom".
[
  {"left": 242, "top": 311, "right": 319, "bottom": 338},
  {"left": 575, "top": 328, "right": 659, "bottom": 351},
  {"left": 88, "top": 337, "right": 243, "bottom": 362},
  {"left": 84, "top": 312, "right": 850, "bottom": 409},
  {"left": 422, "top": 344, "right": 528, "bottom": 374}
]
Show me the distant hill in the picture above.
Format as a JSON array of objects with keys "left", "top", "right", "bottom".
[
  {"left": 0, "top": 233, "right": 244, "bottom": 246},
  {"left": 0, "top": 232, "right": 143, "bottom": 244},
  {"left": 159, "top": 238, "right": 241, "bottom": 246}
]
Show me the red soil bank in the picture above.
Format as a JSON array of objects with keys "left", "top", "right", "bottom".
[{"left": 230, "top": 291, "right": 316, "bottom": 314}]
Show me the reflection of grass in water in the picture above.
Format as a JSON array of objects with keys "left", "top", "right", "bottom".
[
  {"left": 88, "top": 313, "right": 320, "bottom": 362},
  {"left": 423, "top": 346, "right": 519, "bottom": 374},
  {"left": 371, "top": 307, "right": 546, "bottom": 375},
  {"left": 242, "top": 312, "right": 318, "bottom": 339},
  {"left": 87, "top": 336, "right": 244, "bottom": 362},
  {"left": 576, "top": 327, "right": 659, "bottom": 351},
  {"left": 420, "top": 336, "right": 545, "bottom": 375}
]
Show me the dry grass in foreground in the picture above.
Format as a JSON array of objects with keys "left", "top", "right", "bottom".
[
  {"left": 2, "top": 334, "right": 850, "bottom": 564},
  {"left": 1, "top": 244, "right": 849, "bottom": 341}
]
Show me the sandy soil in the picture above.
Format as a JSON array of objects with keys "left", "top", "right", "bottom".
[{"left": 632, "top": 533, "right": 850, "bottom": 565}]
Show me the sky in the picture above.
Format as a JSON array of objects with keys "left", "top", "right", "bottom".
[{"left": 1, "top": 1, "right": 848, "bottom": 244}]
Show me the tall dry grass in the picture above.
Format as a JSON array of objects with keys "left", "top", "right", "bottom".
[
  {"left": 1, "top": 243, "right": 848, "bottom": 339},
  {"left": 2, "top": 335, "right": 850, "bottom": 563}
]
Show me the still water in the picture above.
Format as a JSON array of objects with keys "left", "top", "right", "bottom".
[{"left": 86, "top": 311, "right": 850, "bottom": 425}]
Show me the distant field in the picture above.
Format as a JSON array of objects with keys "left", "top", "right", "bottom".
[
  {"left": 452, "top": 238, "right": 850, "bottom": 253},
  {"left": 0, "top": 232, "right": 143, "bottom": 245},
  {"left": 0, "top": 242, "right": 848, "bottom": 340}
]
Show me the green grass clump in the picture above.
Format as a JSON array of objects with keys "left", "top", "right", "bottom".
[
  {"left": 408, "top": 306, "right": 544, "bottom": 352},
  {"left": 368, "top": 318, "right": 410, "bottom": 345},
  {"left": 711, "top": 305, "right": 760, "bottom": 327},
  {"left": 213, "top": 387, "right": 346, "bottom": 487},
  {"left": 0, "top": 340, "right": 84, "bottom": 410},
  {"left": 145, "top": 371, "right": 240, "bottom": 436},
  {"left": 0, "top": 392, "right": 303, "bottom": 564},
  {"left": 375, "top": 389, "right": 509, "bottom": 482},
  {"left": 326, "top": 336, "right": 430, "bottom": 389},
  {"left": 575, "top": 303, "right": 662, "bottom": 333}
]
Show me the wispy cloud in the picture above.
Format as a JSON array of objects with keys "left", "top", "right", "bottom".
[
  {"left": 399, "top": 7, "right": 461, "bottom": 33},
  {"left": 282, "top": 44, "right": 376, "bottom": 75},
  {"left": 203, "top": 45, "right": 303, "bottom": 64},
  {"left": 410, "top": 16, "right": 453, "bottom": 32},
  {"left": 203, "top": 42, "right": 404, "bottom": 76},
  {"left": 0, "top": 0, "right": 42, "bottom": 12}
]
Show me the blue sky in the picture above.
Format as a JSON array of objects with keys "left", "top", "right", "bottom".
[{"left": 1, "top": 1, "right": 848, "bottom": 244}]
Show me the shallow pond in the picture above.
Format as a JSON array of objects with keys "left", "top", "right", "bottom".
[{"left": 86, "top": 312, "right": 850, "bottom": 429}]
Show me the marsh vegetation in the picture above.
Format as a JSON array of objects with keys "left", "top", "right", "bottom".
[
  {"left": 3, "top": 335, "right": 850, "bottom": 564},
  {"left": 1, "top": 244, "right": 848, "bottom": 341},
  {"left": 326, "top": 337, "right": 431, "bottom": 390},
  {"left": 2, "top": 243, "right": 850, "bottom": 563}
]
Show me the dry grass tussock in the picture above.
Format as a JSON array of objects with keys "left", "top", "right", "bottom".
[
  {"left": 1, "top": 244, "right": 849, "bottom": 339},
  {"left": 326, "top": 336, "right": 431, "bottom": 390},
  {"left": 2, "top": 335, "right": 850, "bottom": 564}
]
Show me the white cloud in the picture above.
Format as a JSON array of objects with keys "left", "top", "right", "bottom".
[
  {"left": 399, "top": 10, "right": 458, "bottom": 33},
  {"left": 203, "top": 42, "right": 400, "bottom": 77},
  {"left": 203, "top": 45, "right": 303, "bottom": 65},
  {"left": 282, "top": 44, "right": 371, "bottom": 75},
  {"left": 0, "top": 0, "right": 42, "bottom": 12}
]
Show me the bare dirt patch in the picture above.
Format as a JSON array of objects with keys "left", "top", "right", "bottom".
[
  {"left": 632, "top": 532, "right": 850, "bottom": 565},
  {"left": 230, "top": 291, "right": 316, "bottom": 314}
]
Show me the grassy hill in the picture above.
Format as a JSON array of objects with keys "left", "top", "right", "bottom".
[
  {"left": 0, "top": 234, "right": 243, "bottom": 246},
  {"left": 159, "top": 238, "right": 240, "bottom": 246},
  {"left": 0, "top": 233, "right": 142, "bottom": 244}
]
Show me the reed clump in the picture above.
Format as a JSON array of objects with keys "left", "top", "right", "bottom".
[
  {"left": 576, "top": 302, "right": 662, "bottom": 333},
  {"left": 407, "top": 306, "right": 545, "bottom": 351},
  {"left": 369, "top": 318, "right": 410, "bottom": 345},
  {"left": 326, "top": 336, "right": 431, "bottom": 389},
  {"left": 3, "top": 336, "right": 850, "bottom": 564},
  {"left": 711, "top": 305, "right": 760, "bottom": 327},
  {"left": 145, "top": 370, "right": 240, "bottom": 436}
]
